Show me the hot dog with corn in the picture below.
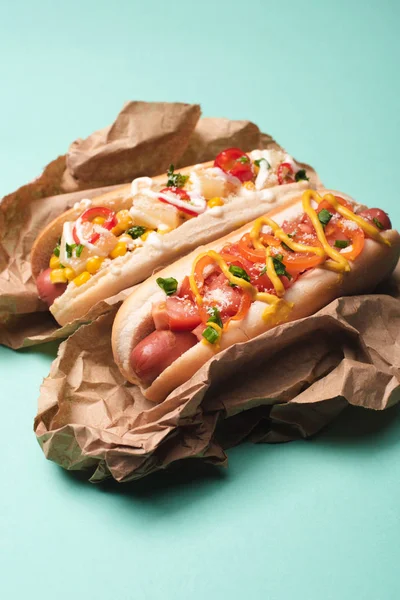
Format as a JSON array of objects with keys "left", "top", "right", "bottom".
[{"left": 31, "top": 147, "right": 311, "bottom": 325}]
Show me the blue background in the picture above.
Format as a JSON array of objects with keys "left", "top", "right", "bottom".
[{"left": 1, "top": 1, "right": 400, "bottom": 599}]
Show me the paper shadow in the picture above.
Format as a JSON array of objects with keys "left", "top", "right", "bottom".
[
  {"left": 316, "top": 402, "right": 400, "bottom": 447},
  {"left": 56, "top": 402, "right": 400, "bottom": 508},
  {"left": 20, "top": 340, "right": 61, "bottom": 358}
]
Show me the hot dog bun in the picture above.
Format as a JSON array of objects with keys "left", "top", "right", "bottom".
[
  {"left": 31, "top": 159, "right": 311, "bottom": 326},
  {"left": 112, "top": 189, "right": 400, "bottom": 403}
]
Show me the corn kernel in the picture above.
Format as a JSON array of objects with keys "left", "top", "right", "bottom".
[
  {"left": 141, "top": 230, "right": 151, "bottom": 241},
  {"left": 49, "top": 255, "right": 60, "bottom": 269},
  {"left": 253, "top": 164, "right": 260, "bottom": 175},
  {"left": 50, "top": 269, "right": 67, "bottom": 284},
  {"left": 111, "top": 225, "right": 123, "bottom": 236},
  {"left": 110, "top": 242, "right": 127, "bottom": 259},
  {"left": 86, "top": 256, "right": 104, "bottom": 274},
  {"left": 92, "top": 216, "right": 106, "bottom": 225},
  {"left": 116, "top": 209, "right": 133, "bottom": 230},
  {"left": 207, "top": 197, "right": 224, "bottom": 208},
  {"left": 72, "top": 271, "right": 91, "bottom": 287},
  {"left": 157, "top": 225, "right": 173, "bottom": 235},
  {"left": 118, "top": 233, "right": 135, "bottom": 245},
  {"left": 64, "top": 267, "right": 76, "bottom": 281},
  {"left": 243, "top": 181, "right": 255, "bottom": 190}
]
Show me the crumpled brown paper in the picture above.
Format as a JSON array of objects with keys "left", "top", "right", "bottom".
[
  {"left": 0, "top": 101, "right": 319, "bottom": 349},
  {"left": 61, "top": 101, "right": 202, "bottom": 191},
  {"left": 34, "top": 266, "right": 400, "bottom": 483}
]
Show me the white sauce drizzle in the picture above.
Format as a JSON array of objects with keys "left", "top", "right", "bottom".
[
  {"left": 255, "top": 160, "right": 271, "bottom": 190},
  {"left": 208, "top": 206, "right": 224, "bottom": 217},
  {"left": 131, "top": 177, "right": 154, "bottom": 197},
  {"left": 72, "top": 198, "right": 92, "bottom": 211}
]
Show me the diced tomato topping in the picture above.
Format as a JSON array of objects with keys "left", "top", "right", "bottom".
[
  {"left": 177, "top": 275, "right": 194, "bottom": 300},
  {"left": 282, "top": 213, "right": 316, "bottom": 239},
  {"left": 203, "top": 272, "right": 243, "bottom": 318},
  {"left": 214, "top": 148, "right": 253, "bottom": 182},
  {"left": 277, "top": 162, "right": 295, "bottom": 185},
  {"left": 357, "top": 208, "right": 391, "bottom": 231},
  {"left": 167, "top": 297, "right": 201, "bottom": 331},
  {"left": 152, "top": 297, "right": 201, "bottom": 332}
]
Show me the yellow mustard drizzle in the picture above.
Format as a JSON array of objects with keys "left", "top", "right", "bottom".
[
  {"left": 188, "top": 190, "right": 389, "bottom": 344},
  {"left": 249, "top": 217, "right": 285, "bottom": 297},
  {"left": 301, "top": 190, "right": 350, "bottom": 272},
  {"left": 322, "top": 193, "right": 391, "bottom": 247},
  {"left": 189, "top": 250, "right": 291, "bottom": 327}
]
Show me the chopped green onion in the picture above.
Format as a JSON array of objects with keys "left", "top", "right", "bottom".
[
  {"left": 75, "top": 244, "right": 84, "bottom": 258},
  {"left": 166, "top": 164, "right": 189, "bottom": 188},
  {"left": 207, "top": 306, "right": 223, "bottom": 328},
  {"left": 202, "top": 326, "right": 220, "bottom": 344},
  {"left": 334, "top": 240, "right": 350, "bottom": 249},
  {"left": 156, "top": 277, "right": 178, "bottom": 296},
  {"left": 238, "top": 155, "right": 250, "bottom": 164},
  {"left": 272, "top": 254, "right": 292, "bottom": 280},
  {"left": 295, "top": 169, "right": 309, "bottom": 182},
  {"left": 53, "top": 244, "right": 60, "bottom": 257},
  {"left": 127, "top": 226, "right": 146, "bottom": 239},
  {"left": 318, "top": 209, "right": 332, "bottom": 227},
  {"left": 228, "top": 265, "right": 251, "bottom": 283},
  {"left": 65, "top": 243, "right": 76, "bottom": 259},
  {"left": 373, "top": 217, "right": 384, "bottom": 230},
  {"left": 254, "top": 158, "right": 271, "bottom": 169}
]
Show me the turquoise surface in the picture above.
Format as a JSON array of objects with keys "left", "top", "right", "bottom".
[{"left": 1, "top": 1, "right": 400, "bottom": 598}]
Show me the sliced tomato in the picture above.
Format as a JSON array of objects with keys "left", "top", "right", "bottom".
[
  {"left": 237, "top": 235, "right": 265, "bottom": 263},
  {"left": 283, "top": 251, "right": 325, "bottom": 275},
  {"left": 226, "top": 289, "right": 253, "bottom": 324},
  {"left": 317, "top": 195, "right": 354, "bottom": 215},
  {"left": 193, "top": 254, "right": 216, "bottom": 293},
  {"left": 73, "top": 206, "right": 117, "bottom": 245},
  {"left": 357, "top": 208, "right": 391, "bottom": 231},
  {"left": 220, "top": 248, "right": 253, "bottom": 273},
  {"left": 277, "top": 162, "right": 295, "bottom": 185},
  {"left": 329, "top": 220, "right": 365, "bottom": 261},
  {"left": 214, "top": 148, "right": 253, "bottom": 182},
  {"left": 236, "top": 233, "right": 279, "bottom": 264}
]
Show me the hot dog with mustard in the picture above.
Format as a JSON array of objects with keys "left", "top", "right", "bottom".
[{"left": 112, "top": 189, "right": 400, "bottom": 403}]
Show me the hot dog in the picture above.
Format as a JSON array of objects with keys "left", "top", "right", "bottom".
[
  {"left": 112, "top": 189, "right": 400, "bottom": 403},
  {"left": 31, "top": 147, "right": 312, "bottom": 326}
]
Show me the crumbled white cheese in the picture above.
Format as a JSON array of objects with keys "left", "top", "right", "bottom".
[
  {"left": 204, "top": 288, "right": 230, "bottom": 308},
  {"left": 341, "top": 219, "right": 360, "bottom": 231}
]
